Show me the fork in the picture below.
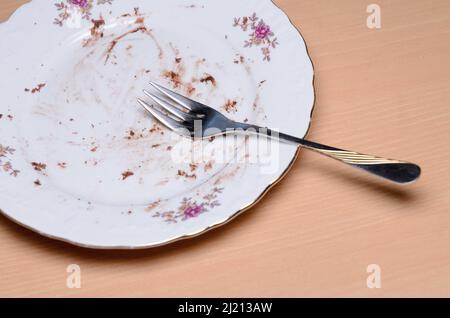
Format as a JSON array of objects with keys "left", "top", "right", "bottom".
[{"left": 137, "top": 82, "right": 421, "bottom": 184}]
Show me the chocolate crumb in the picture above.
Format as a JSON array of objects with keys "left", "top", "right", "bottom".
[
  {"left": 92, "top": 18, "right": 105, "bottom": 32},
  {"left": 186, "top": 84, "right": 196, "bottom": 96},
  {"left": 200, "top": 74, "right": 216, "bottom": 86},
  {"left": 224, "top": 99, "right": 237, "bottom": 113},
  {"left": 31, "top": 162, "right": 47, "bottom": 172},
  {"left": 83, "top": 18, "right": 105, "bottom": 47},
  {"left": 177, "top": 170, "right": 197, "bottom": 179},
  {"left": 122, "top": 170, "right": 134, "bottom": 180},
  {"left": 126, "top": 130, "right": 136, "bottom": 140},
  {"left": 34, "top": 179, "right": 41, "bottom": 186},
  {"left": 31, "top": 84, "right": 45, "bottom": 94},
  {"left": 57, "top": 162, "right": 67, "bottom": 169},
  {"left": 149, "top": 125, "right": 162, "bottom": 134},
  {"left": 234, "top": 55, "right": 245, "bottom": 64},
  {"left": 25, "top": 83, "right": 46, "bottom": 94},
  {"left": 163, "top": 70, "right": 182, "bottom": 88},
  {"left": 204, "top": 161, "right": 213, "bottom": 172},
  {"left": 146, "top": 200, "right": 161, "bottom": 212}
]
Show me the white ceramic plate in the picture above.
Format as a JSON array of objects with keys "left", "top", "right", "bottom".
[{"left": 0, "top": 0, "right": 314, "bottom": 249}]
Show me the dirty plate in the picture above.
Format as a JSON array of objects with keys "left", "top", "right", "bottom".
[{"left": 0, "top": 0, "right": 314, "bottom": 249}]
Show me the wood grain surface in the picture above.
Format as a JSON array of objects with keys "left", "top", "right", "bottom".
[{"left": 0, "top": 0, "right": 449, "bottom": 297}]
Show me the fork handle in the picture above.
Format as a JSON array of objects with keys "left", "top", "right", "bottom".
[
  {"left": 239, "top": 125, "right": 421, "bottom": 184},
  {"left": 291, "top": 137, "right": 420, "bottom": 184}
]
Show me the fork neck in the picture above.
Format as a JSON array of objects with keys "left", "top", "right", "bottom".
[{"left": 232, "top": 122, "right": 335, "bottom": 150}]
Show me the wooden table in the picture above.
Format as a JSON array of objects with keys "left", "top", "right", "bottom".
[{"left": 1, "top": 0, "right": 449, "bottom": 297}]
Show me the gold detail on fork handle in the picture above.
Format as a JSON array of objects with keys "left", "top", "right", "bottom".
[
  {"left": 298, "top": 144, "right": 420, "bottom": 184},
  {"left": 311, "top": 149, "right": 402, "bottom": 165}
]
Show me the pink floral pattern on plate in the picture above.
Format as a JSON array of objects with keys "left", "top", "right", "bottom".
[
  {"left": 54, "top": 0, "right": 113, "bottom": 26},
  {"left": 0, "top": 144, "right": 19, "bottom": 177},
  {"left": 233, "top": 13, "right": 279, "bottom": 61},
  {"left": 153, "top": 187, "right": 223, "bottom": 223}
]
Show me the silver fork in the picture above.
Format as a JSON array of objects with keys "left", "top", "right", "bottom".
[{"left": 137, "top": 82, "right": 421, "bottom": 184}]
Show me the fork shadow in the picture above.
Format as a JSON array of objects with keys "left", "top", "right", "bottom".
[
  {"left": 0, "top": 153, "right": 422, "bottom": 262},
  {"left": 298, "top": 156, "right": 422, "bottom": 204}
]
